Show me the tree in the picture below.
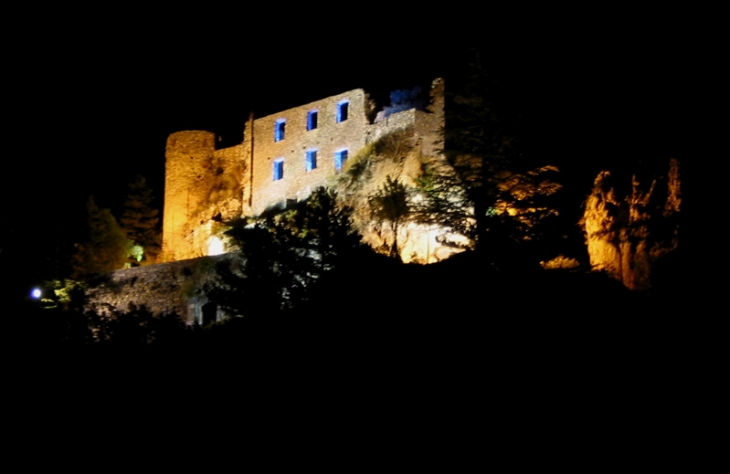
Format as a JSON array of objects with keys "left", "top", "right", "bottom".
[
  {"left": 488, "top": 166, "right": 562, "bottom": 240},
  {"left": 412, "top": 161, "right": 476, "bottom": 250},
  {"left": 433, "top": 50, "right": 562, "bottom": 266},
  {"left": 71, "top": 197, "right": 130, "bottom": 277},
  {"left": 209, "top": 188, "right": 364, "bottom": 316},
  {"left": 276, "top": 187, "right": 364, "bottom": 272},
  {"left": 444, "top": 51, "right": 522, "bottom": 253},
  {"left": 368, "top": 175, "right": 410, "bottom": 260},
  {"left": 120, "top": 175, "right": 160, "bottom": 265}
]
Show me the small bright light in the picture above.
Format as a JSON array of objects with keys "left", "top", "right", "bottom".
[
  {"left": 31, "top": 288, "right": 42, "bottom": 299},
  {"left": 208, "top": 236, "right": 225, "bottom": 256}
]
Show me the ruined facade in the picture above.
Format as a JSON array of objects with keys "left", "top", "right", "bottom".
[{"left": 162, "top": 79, "right": 445, "bottom": 262}]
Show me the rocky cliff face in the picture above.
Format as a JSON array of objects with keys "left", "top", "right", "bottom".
[
  {"left": 582, "top": 158, "right": 681, "bottom": 290},
  {"left": 333, "top": 129, "right": 467, "bottom": 264}
]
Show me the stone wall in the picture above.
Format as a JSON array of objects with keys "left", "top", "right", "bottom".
[
  {"left": 247, "top": 88, "right": 370, "bottom": 215},
  {"left": 85, "top": 253, "right": 241, "bottom": 324},
  {"left": 163, "top": 132, "right": 244, "bottom": 261}
]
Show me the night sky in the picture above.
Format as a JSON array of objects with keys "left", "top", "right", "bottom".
[{"left": 2, "top": 11, "right": 697, "bottom": 292}]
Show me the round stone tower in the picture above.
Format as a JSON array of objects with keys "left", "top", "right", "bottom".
[{"left": 162, "top": 131, "right": 216, "bottom": 262}]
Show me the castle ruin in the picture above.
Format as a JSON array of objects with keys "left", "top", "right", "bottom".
[
  {"left": 85, "top": 79, "right": 450, "bottom": 324},
  {"left": 162, "top": 79, "right": 445, "bottom": 262}
]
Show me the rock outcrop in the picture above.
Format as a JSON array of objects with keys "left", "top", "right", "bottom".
[{"left": 582, "top": 158, "right": 681, "bottom": 290}]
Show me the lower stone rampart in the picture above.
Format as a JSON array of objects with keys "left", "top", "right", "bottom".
[{"left": 85, "top": 253, "right": 242, "bottom": 324}]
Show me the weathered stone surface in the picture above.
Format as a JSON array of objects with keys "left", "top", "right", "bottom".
[
  {"left": 582, "top": 159, "right": 681, "bottom": 290},
  {"left": 85, "top": 253, "right": 242, "bottom": 324},
  {"left": 333, "top": 127, "right": 464, "bottom": 264},
  {"left": 163, "top": 131, "right": 244, "bottom": 261}
]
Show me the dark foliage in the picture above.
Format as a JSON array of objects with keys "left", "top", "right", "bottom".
[
  {"left": 208, "top": 187, "right": 368, "bottom": 317},
  {"left": 71, "top": 197, "right": 129, "bottom": 278},
  {"left": 87, "top": 304, "right": 188, "bottom": 349},
  {"left": 411, "top": 162, "right": 475, "bottom": 249},
  {"left": 120, "top": 175, "right": 161, "bottom": 265},
  {"left": 437, "top": 50, "right": 568, "bottom": 268},
  {"left": 368, "top": 175, "right": 410, "bottom": 260},
  {"left": 444, "top": 51, "right": 522, "bottom": 251}
]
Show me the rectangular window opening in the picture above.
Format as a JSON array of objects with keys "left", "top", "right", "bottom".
[
  {"left": 337, "top": 101, "right": 349, "bottom": 123},
  {"left": 335, "top": 149, "right": 348, "bottom": 171},
  {"left": 273, "top": 158, "right": 284, "bottom": 180},
  {"left": 275, "top": 119, "right": 286, "bottom": 142},
  {"left": 307, "top": 110, "right": 318, "bottom": 131},
  {"left": 306, "top": 150, "right": 317, "bottom": 171}
]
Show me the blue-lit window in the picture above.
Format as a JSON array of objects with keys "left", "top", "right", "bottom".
[
  {"left": 334, "top": 149, "right": 348, "bottom": 171},
  {"left": 275, "top": 119, "right": 286, "bottom": 142},
  {"left": 307, "top": 110, "right": 318, "bottom": 131},
  {"left": 306, "top": 150, "right": 317, "bottom": 171},
  {"left": 336, "top": 101, "right": 348, "bottom": 123},
  {"left": 273, "top": 159, "right": 284, "bottom": 180}
]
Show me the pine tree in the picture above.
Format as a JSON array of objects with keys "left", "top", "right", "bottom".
[
  {"left": 120, "top": 175, "right": 160, "bottom": 265},
  {"left": 438, "top": 50, "right": 562, "bottom": 265},
  {"left": 71, "top": 197, "right": 130, "bottom": 277},
  {"left": 210, "top": 188, "right": 364, "bottom": 316},
  {"left": 444, "top": 50, "right": 521, "bottom": 253}
]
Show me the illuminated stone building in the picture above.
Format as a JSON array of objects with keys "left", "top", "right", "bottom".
[
  {"left": 87, "top": 79, "right": 454, "bottom": 324},
  {"left": 162, "top": 79, "right": 445, "bottom": 262}
]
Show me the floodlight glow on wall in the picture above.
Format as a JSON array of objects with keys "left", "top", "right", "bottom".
[{"left": 208, "top": 236, "right": 225, "bottom": 256}]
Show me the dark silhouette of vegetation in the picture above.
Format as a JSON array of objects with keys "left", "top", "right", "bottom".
[
  {"left": 87, "top": 304, "right": 188, "bottom": 349},
  {"left": 433, "top": 50, "right": 564, "bottom": 268},
  {"left": 209, "top": 187, "right": 366, "bottom": 317},
  {"left": 71, "top": 197, "right": 129, "bottom": 278},
  {"left": 444, "top": 51, "right": 520, "bottom": 253},
  {"left": 120, "top": 175, "right": 161, "bottom": 265},
  {"left": 368, "top": 175, "right": 411, "bottom": 260},
  {"left": 411, "top": 162, "right": 475, "bottom": 249}
]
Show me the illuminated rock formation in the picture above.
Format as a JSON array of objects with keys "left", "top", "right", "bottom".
[
  {"left": 582, "top": 158, "right": 681, "bottom": 290},
  {"left": 332, "top": 129, "right": 466, "bottom": 264}
]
